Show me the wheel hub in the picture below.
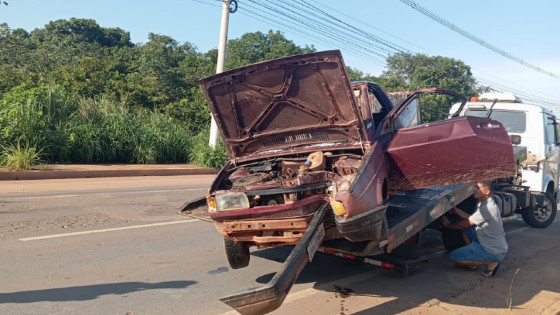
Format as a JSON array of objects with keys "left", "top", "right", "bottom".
[{"left": 534, "top": 202, "right": 551, "bottom": 222}]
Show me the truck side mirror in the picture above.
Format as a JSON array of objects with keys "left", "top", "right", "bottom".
[{"left": 510, "top": 135, "right": 521, "bottom": 145}]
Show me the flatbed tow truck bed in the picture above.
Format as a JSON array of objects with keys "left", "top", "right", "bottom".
[{"left": 220, "top": 183, "right": 475, "bottom": 315}]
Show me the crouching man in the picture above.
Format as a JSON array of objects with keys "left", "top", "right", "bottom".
[{"left": 441, "top": 180, "right": 508, "bottom": 277}]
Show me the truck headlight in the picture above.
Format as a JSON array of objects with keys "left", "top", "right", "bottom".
[{"left": 215, "top": 192, "right": 250, "bottom": 211}]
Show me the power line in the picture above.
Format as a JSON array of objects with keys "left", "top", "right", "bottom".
[
  {"left": 239, "top": 8, "right": 387, "bottom": 66},
  {"left": 471, "top": 66, "right": 560, "bottom": 101},
  {"left": 191, "top": 0, "right": 558, "bottom": 106},
  {"left": 476, "top": 77, "right": 559, "bottom": 108},
  {"left": 247, "top": 0, "right": 399, "bottom": 57},
  {"left": 399, "top": 0, "right": 560, "bottom": 79},
  {"left": 188, "top": 0, "right": 388, "bottom": 66},
  {"left": 293, "top": 0, "right": 409, "bottom": 54},
  {"left": 306, "top": 0, "right": 433, "bottom": 55},
  {"left": 243, "top": 0, "right": 393, "bottom": 63}
]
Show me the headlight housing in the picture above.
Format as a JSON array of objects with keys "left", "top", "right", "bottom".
[{"left": 215, "top": 192, "right": 250, "bottom": 211}]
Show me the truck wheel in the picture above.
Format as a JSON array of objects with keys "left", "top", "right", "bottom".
[
  {"left": 224, "top": 238, "right": 250, "bottom": 269},
  {"left": 521, "top": 192, "right": 557, "bottom": 228}
]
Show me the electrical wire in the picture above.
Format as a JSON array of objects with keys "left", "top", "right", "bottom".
[
  {"left": 242, "top": 0, "right": 394, "bottom": 65},
  {"left": 190, "top": 0, "right": 559, "bottom": 107},
  {"left": 238, "top": 8, "right": 387, "bottom": 66},
  {"left": 306, "top": 0, "right": 433, "bottom": 55},
  {"left": 245, "top": 0, "right": 397, "bottom": 57},
  {"left": 399, "top": 0, "right": 560, "bottom": 79}
]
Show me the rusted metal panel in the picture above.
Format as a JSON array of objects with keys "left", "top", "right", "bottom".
[
  {"left": 209, "top": 195, "right": 325, "bottom": 220},
  {"left": 223, "top": 217, "right": 310, "bottom": 232},
  {"left": 200, "top": 50, "right": 516, "bottom": 253},
  {"left": 199, "top": 50, "right": 367, "bottom": 159},
  {"left": 387, "top": 116, "right": 516, "bottom": 190}
]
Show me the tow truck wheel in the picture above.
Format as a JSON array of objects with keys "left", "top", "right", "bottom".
[
  {"left": 522, "top": 192, "right": 557, "bottom": 228},
  {"left": 224, "top": 238, "right": 250, "bottom": 269}
]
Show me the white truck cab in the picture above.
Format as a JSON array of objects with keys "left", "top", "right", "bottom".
[{"left": 450, "top": 92, "right": 560, "bottom": 201}]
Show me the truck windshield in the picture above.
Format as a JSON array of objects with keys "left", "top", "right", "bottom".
[{"left": 465, "top": 110, "right": 526, "bottom": 133}]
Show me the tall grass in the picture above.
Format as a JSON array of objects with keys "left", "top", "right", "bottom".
[
  {"left": 189, "top": 130, "right": 228, "bottom": 168},
  {"left": 0, "top": 84, "right": 217, "bottom": 166},
  {"left": 0, "top": 141, "right": 42, "bottom": 171}
]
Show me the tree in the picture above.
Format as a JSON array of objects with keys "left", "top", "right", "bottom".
[
  {"left": 225, "top": 30, "right": 315, "bottom": 69},
  {"left": 347, "top": 66, "right": 380, "bottom": 82},
  {"left": 381, "top": 52, "right": 480, "bottom": 121}
]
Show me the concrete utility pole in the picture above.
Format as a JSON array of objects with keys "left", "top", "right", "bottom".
[{"left": 209, "top": 0, "right": 235, "bottom": 148}]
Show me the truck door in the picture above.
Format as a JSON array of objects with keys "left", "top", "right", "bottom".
[
  {"left": 378, "top": 88, "right": 517, "bottom": 191},
  {"left": 543, "top": 114, "right": 559, "bottom": 194}
]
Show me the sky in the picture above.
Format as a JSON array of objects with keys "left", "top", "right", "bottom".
[{"left": 1, "top": 0, "right": 559, "bottom": 110}]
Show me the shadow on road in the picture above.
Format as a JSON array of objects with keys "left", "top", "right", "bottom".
[
  {"left": 248, "top": 219, "right": 560, "bottom": 313},
  {"left": 0, "top": 280, "right": 196, "bottom": 304}
]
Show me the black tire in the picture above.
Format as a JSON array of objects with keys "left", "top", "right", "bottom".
[
  {"left": 224, "top": 238, "right": 250, "bottom": 269},
  {"left": 442, "top": 227, "right": 466, "bottom": 252},
  {"left": 521, "top": 192, "right": 557, "bottom": 228}
]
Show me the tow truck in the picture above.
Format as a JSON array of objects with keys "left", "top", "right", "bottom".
[
  {"left": 181, "top": 50, "right": 557, "bottom": 314},
  {"left": 188, "top": 173, "right": 552, "bottom": 315}
]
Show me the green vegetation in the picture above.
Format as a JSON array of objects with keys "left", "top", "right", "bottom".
[
  {"left": 0, "top": 19, "right": 480, "bottom": 169},
  {"left": 189, "top": 131, "right": 228, "bottom": 169},
  {"left": 0, "top": 141, "right": 42, "bottom": 171}
]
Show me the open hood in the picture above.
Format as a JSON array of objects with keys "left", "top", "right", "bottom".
[{"left": 199, "top": 50, "right": 367, "bottom": 159}]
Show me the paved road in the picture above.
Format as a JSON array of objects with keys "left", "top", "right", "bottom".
[{"left": 1, "top": 176, "right": 559, "bottom": 314}]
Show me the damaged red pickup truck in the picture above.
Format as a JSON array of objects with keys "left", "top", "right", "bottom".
[
  {"left": 199, "top": 50, "right": 514, "bottom": 264},
  {"left": 194, "top": 50, "right": 516, "bottom": 314}
]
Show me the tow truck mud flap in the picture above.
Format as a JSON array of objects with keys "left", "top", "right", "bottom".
[{"left": 219, "top": 203, "right": 329, "bottom": 315}]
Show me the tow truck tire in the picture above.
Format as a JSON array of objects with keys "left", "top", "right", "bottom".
[
  {"left": 521, "top": 192, "right": 557, "bottom": 228},
  {"left": 224, "top": 238, "right": 250, "bottom": 269}
]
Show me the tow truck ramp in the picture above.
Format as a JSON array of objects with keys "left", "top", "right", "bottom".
[
  {"left": 219, "top": 203, "right": 329, "bottom": 315},
  {"left": 220, "top": 183, "right": 473, "bottom": 314}
]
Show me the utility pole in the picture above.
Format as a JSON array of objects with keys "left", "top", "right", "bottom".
[{"left": 210, "top": 0, "right": 237, "bottom": 148}]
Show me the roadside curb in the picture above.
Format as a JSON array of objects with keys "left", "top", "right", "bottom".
[{"left": 0, "top": 167, "right": 219, "bottom": 181}]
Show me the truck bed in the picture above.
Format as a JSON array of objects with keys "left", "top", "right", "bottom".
[{"left": 322, "top": 183, "right": 473, "bottom": 256}]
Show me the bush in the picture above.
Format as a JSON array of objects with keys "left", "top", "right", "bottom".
[
  {"left": 0, "top": 142, "right": 42, "bottom": 171},
  {"left": 189, "top": 130, "right": 228, "bottom": 169},
  {"left": 0, "top": 84, "right": 201, "bottom": 165}
]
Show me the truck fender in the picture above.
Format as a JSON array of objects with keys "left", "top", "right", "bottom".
[{"left": 542, "top": 176, "right": 554, "bottom": 195}]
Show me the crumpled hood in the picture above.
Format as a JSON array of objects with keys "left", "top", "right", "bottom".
[{"left": 199, "top": 50, "right": 367, "bottom": 159}]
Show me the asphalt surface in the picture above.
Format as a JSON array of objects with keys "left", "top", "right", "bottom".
[
  {"left": 1, "top": 173, "right": 559, "bottom": 313},
  {"left": 0, "top": 164, "right": 218, "bottom": 180},
  {"left": 1, "top": 176, "right": 558, "bottom": 314}
]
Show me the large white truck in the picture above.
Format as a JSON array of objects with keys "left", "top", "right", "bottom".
[{"left": 450, "top": 92, "right": 559, "bottom": 227}]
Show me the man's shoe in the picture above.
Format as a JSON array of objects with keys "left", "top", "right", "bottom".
[{"left": 482, "top": 262, "right": 500, "bottom": 277}]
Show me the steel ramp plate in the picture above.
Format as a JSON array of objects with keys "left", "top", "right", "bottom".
[{"left": 219, "top": 203, "right": 329, "bottom": 315}]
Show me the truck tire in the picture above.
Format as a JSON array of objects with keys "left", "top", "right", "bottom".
[
  {"left": 521, "top": 192, "right": 557, "bottom": 228},
  {"left": 224, "top": 238, "right": 250, "bottom": 269}
]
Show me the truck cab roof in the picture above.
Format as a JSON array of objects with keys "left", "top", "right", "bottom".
[{"left": 450, "top": 92, "right": 554, "bottom": 117}]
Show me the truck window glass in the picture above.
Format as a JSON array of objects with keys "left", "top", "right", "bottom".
[
  {"left": 369, "top": 91, "right": 382, "bottom": 114},
  {"left": 465, "top": 110, "right": 526, "bottom": 133},
  {"left": 353, "top": 89, "right": 363, "bottom": 108},
  {"left": 394, "top": 99, "right": 419, "bottom": 130},
  {"left": 544, "top": 115, "right": 556, "bottom": 144}
]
